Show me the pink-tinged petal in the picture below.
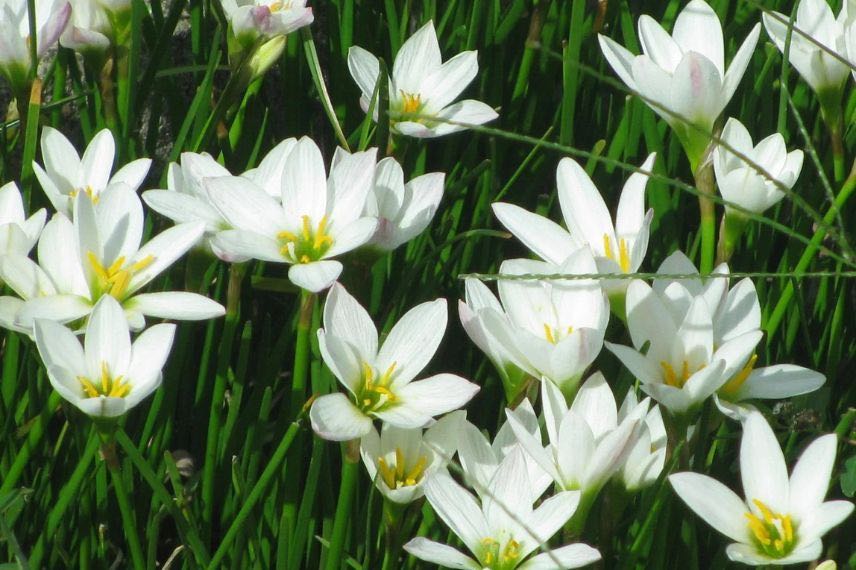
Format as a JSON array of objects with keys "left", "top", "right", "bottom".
[
  {"left": 668, "top": 51, "right": 723, "bottom": 129},
  {"left": 740, "top": 412, "right": 789, "bottom": 515},
  {"left": 672, "top": 0, "right": 724, "bottom": 76},
  {"left": 309, "top": 393, "right": 372, "bottom": 441},
  {"left": 403, "top": 538, "right": 480, "bottom": 570},
  {"left": 669, "top": 472, "right": 750, "bottom": 543},
  {"left": 37, "top": 2, "right": 70, "bottom": 57},
  {"left": 491, "top": 202, "right": 579, "bottom": 265}
]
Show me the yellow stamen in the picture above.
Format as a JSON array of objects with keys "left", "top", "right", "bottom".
[
  {"left": 376, "top": 448, "right": 428, "bottom": 489},
  {"left": 719, "top": 354, "right": 759, "bottom": 398},
  {"left": 745, "top": 499, "right": 796, "bottom": 558},
  {"left": 77, "top": 361, "right": 132, "bottom": 399},
  {"left": 660, "top": 360, "right": 703, "bottom": 389},
  {"left": 502, "top": 539, "right": 521, "bottom": 563},
  {"left": 358, "top": 361, "right": 399, "bottom": 412},
  {"left": 543, "top": 324, "right": 556, "bottom": 344},
  {"left": 603, "top": 233, "right": 632, "bottom": 273},
  {"left": 400, "top": 91, "right": 422, "bottom": 114},
  {"left": 87, "top": 251, "right": 156, "bottom": 300},
  {"left": 277, "top": 216, "right": 334, "bottom": 264}
]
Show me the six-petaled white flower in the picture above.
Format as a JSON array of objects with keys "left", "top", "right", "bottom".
[
  {"left": 348, "top": 20, "right": 498, "bottom": 138},
  {"left": 670, "top": 412, "right": 854, "bottom": 566},
  {"left": 221, "top": 0, "right": 313, "bottom": 48},
  {"left": 0, "top": 0, "right": 70, "bottom": 93}
]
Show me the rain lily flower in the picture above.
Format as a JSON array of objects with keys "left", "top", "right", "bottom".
[
  {"left": 713, "top": 117, "right": 804, "bottom": 215},
  {"left": 457, "top": 402, "right": 552, "bottom": 503},
  {"left": 507, "top": 374, "right": 647, "bottom": 514},
  {"left": 4, "top": 190, "right": 224, "bottom": 332},
  {"left": 474, "top": 252, "right": 610, "bottom": 398},
  {"left": 33, "top": 127, "right": 152, "bottom": 217},
  {"left": 404, "top": 448, "right": 602, "bottom": 570},
  {"left": 670, "top": 412, "right": 854, "bottom": 565},
  {"left": 207, "top": 137, "right": 380, "bottom": 292},
  {"left": 33, "top": 295, "right": 176, "bottom": 419},
  {"left": 360, "top": 411, "right": 463, "bottom": 505},
  {"left": 60, "top": 0, "right": 112, "bottom": 55},
  {"left": 763, "top": 0, "right": 853, "bottom": 103},
  {"left": 617, "top": 390, "right": 666, "bottom": 492},
  {"left": 362, "top": 157, "right": 444, "bottom": 251},
  {"left": 0, "top": 0, "right": 70, "bottom": 95},
  {"left": 606, "top": 278, "right": 762, "bottom": 417},
  {"left": 220, "top": 0, "right": 313, "bottom": 48},
  {"left": 309, "top": 283, "right": 478, "bottom": 441},
  {"left": 143, "top": 140, "right": 296, "bottom": 261},
  {"left": 348, "top": 20, "right": 498, "bottom": 138},
  {"left": 598, "top": 0, "right": 760, "bottom": 168},
  {"left": 554, "top": 153, "right": 656, "bottom": 299},
  {"left": 0, "top": 181, "right": 46, "bottom": 257},
  {"left": 458, "top": 278, "right": 529, "bottom": 402}
]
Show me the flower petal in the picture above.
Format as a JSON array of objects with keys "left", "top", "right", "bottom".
[
  {"left": 309, "top": 393, "right": 372, "bottom": 441},
  {"left": 376, "top": 298, "right": 447, "bottom": 387},
  {"left": 740, "top": 411, "right": 789, "bottom": 514},
  {"left": 519, "top": 544, "right": 602, "bottom": 570},
  {"left": 403, "top": 538, "right": 480, "bottom": 570},
  {"left": 394, "top": 373, "right": 479, "bottom": 418},
  {"left": 491, "top": 202, "right": 579, "bottom": 265},
  {"left": 669, "top": 472, "right": 750, "bottom": 543},
  {"left": 788, "top": 433, "right": 837, "bottom": 517},
  {"left": 423, "top": 471, "right": 489, "bottom": 556},
  {"left": 125, "top": 292, "right": 225, "bottom": 321},
  {"left": 288, "top": 261, "right": 343, "bottom": 293}
]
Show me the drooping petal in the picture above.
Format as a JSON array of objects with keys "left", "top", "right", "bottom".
[
  {"left": 309, "top": 393, "right": 372, "bottom": 441},
  {"left": 402, "top": 538, "right": 480, "bottom": 570},
  {"left": 288, "top": 261, "right": 343, "bottom": 293},
  {"left": 125, "top": 292, "right": 225, "bottom": 321}
]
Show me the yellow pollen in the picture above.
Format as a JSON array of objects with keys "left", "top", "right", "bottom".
[
  {"left": 543, "top": 324, "right": 556, "bottom": 344},
  {"left": 277, "top": 215, "right": 334, "bottom": 264},
  {"left": 502, "top": 539, "right": 521, "bottom": 562},
  {"left": 400, "top": 91, "right": 422, "bottom": 114},
  {"left": 543, "top": 324, "right": 573, "bottom": 345},
  {"left": 78, "top": 361, "right": 132, "bottom": 399},
  {"left": 358, "top": 361, "right": 399, "bottom": 412},
  {"left": 745, "top": 499, "right": 795, "bottom": 558},
  {"left": 719, "top": 354, "right": 759, "bottom": 398},
  {"left": 69, "top": 186, "right": 100, "bottom": 204},
  {"left": 376, "top": 448, "right": 428, "bottom": 489},
  {"left": 87, "top": 251, "right": 155, "bottom": 300},
  {"left": 660, "top": 360, "right": 703, "bottom": 389},
  {"left": 603, "top": 233, "right": 632, "bottom": 273}
]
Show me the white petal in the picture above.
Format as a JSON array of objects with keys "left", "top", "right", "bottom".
[
  {"left": 734, "top": 365, "right": 824, "bottom": 401},
  {"left": 282, "top": 137, "right": 328, "bottom": 222},
  {"left": 403, "top": 538, "right": 480, "bottom": 570},
  {"left": 33, "top": 318, "right": 85, "bottom": 376},
  {"left": 309, "top": 393, "right": 372, "bottom": 441},
  {"left": 393, "top": 21, "right": 442, "bottom": 93},
  {"left": 17, "top": 295, "right": 93, "bottom": 328},
  {"left": 672, "top": 0, "right": 724, "bottom": 76},
  {"left": 740, "top": 412, "right": 789, "bottom": 515},
  {"left": 127, "top": 222, "right": 206, "bottom": 294},
  {"left": 394, "top": 373, "right": 479, "bottom": 418},
  {"left": 721, "top": 24, "right": 760, "bottom": 107},
  {"left": 204, "top": 175, "right": 283, "bottom": 236},
  {"left": 84, "top": 295, "right": 131, "bottom": 377},
  {"left": 638, "top": 15, "right": 682, "bottom": 72},
  {"left": 598, "top": 34, "right": 638, "bottom": 89},
  {"left": 125, "top": 292, "right": 225, "bottom": 321},
  {"left": 318, "top": 331, "right": 363, "bottom": 395},
  {"left": 796, "top": 501, "right": 854, "bottom": 544},
  {"left": 423, "top": 471, "right": 489, "bottom": 555},
  {"left": 288, "top": 261, "right": 342, "bottom": 293},
  {"left": 491, "top": 202, "right": 578, "bottom": 265},
  {"left": 110, "top": 158, "right": 151, "bottom": 192},
  {"left": 669, "top": 472, "right": 749, "bottom": 543},
  {"left": 788, "top": 433, "right": 837, "bottom": 517},
  {"left": 376, "top": 299, "right": 447, "bottom": 387},
  {"left": 211, "top": 229, "right": 284, "bottom": 263},
  {"left": 348, "top": 45, "right": 382, "bottom": 101},
  {"left": 79, "top": 129, "right": 115, "bottom": 192},
  {"left": 323, "top": 283, "right": 378, "bottom": 360},
  {"left": 556, "top": 157, "right": 614, "bottom": 255},
  {"left": 421, "top": 50, "right": 478, "bottom": 111},
  {"left": 569, "top": 372, "right": 617, "bottom": 439},
  {"left": 519, "top": 544, "right": 602, "bottom": 570}
]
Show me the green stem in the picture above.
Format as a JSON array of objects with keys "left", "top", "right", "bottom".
[
  {"left": 694, "top": 154, "right": 716, "bottom": 275},
  {"left": 102, "top": 436, "right": 146, "bottom": 570},
  {"left": 766, "top": 164, "right": 856, "bottom": 340},
  {"left": 563, "top": 490, "right": 597, "bottom": 540},
  {"left": 0, "top": 391, "right": 61, "bottom": 495},
  {"left": 324, "top": 441, "right": 360, "bottom": 570},
  {"left": 115, "top": 430, "right": 211, "bottom": 567},
  {"left": 290, "top": 290, "right": 316, "bottom": 416},
  {"left": 1, "top": 332, "right": 20, "bottom": 410},
  {"left": 207, "top": 422, "right": 301, "bottom": 568},
  {"left": 715, "top": 211, "right": 748, "bottom": 266},
  {"left": 380, "top": 500, "right": 408, "bottom": 570}
]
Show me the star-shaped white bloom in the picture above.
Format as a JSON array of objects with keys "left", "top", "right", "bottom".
[
  {"left": 309, "top": 283, "right": 478, "bottom": 441},
  {"left": 670, "top": 412, "right": 854, "bottom": 566},
  {"left": 348, "top": 20, "right": 498, "bottom": 138}
]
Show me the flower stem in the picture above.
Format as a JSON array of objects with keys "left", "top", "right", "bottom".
[
  {"left": 101, "top": 436, "right": 146, "bottom": 570},
  {"left": 564, "top": 490, "right": 597, "bottom": 540},
  {"left": 0, "top": 390, "right": 61, "bottom": 495},
  {"left": 766, "top": 161, "right": 856, "bottom": 340},
  {"left": 290, "top": 290, "right": 316, "bottom": 417},
  {"left": 324, "top": 440, "right": 361, "bottom": 570},
  {"left": 693, "top": 153, "right": 716, "bottom": 275},
  {"left": 715, "top": 211, "right": 748, "bottom": 266},
  {"left": 208, "top": 421, "right": 301, "bottom": 568},
  {"left": 380, "top": 500, "right": 408, "bottom": 570}
]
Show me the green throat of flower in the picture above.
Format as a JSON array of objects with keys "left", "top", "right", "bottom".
[
  {"left": 78, "top": 361, "right": 132, "bottom": 399},
  {"left": 88, "top": 251, "right": 155, "bottom": 300},
  {"left": 480, "top": 537, "right": 521, "bottom": 569},
  {"left": 278, "top": 215, "right": 333, "bottom": 264},
  {"left": 356, "top": 361, "right": 398, "bottom": 414},
  {"left": 745, "top": 499, "right": 796, "bottom": 559},
  {"left": 377, "top": 447, "right": 428, "bottom": 489}
]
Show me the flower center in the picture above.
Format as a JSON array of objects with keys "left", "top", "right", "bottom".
[
  {"left": 399, "top": 91, "right": 423, "bottom": 115},
  {"left": 745, "top": 499, "right": 795, "bottom": 558},
  {"left": 660, "top": 360, "right": 704, "bottom": 389},
  {"left": 543, "top": 323, "right": 573, "bottom": 345},
  {"left": 277, "top": 215, "right": 334, "bottom": 264},
  {"left": 268, "top": 0, "right": 292, "bottom": 12},
  {"left": 603, "top": 234, "right": 631, "bottom": 273},
  {"left": 377, "top": 447, "right": 428, "bottom": 489},
  {"left": 78, "top": 361, "right": 132, "bottom": 399},
  {"left": 719, "top": 354, "right": 758, "bottom": 398},
  {"left": 88, "top": 251, "right": 155, "bottom": 300},
  {"left": 69, "top": 185, "right": 99, "bottom": 204},
  {"left": 357, "top": 361, "right": 398, "bottom": 413},
  {"left": 480, "top": 537, "right": 522, "bottom": 569}
]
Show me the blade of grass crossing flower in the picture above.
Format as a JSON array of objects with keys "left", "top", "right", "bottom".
[{"left": 301, "top": 28, "right": 350, "bottom": 151}]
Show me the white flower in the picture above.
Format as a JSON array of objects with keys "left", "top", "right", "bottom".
[
  {"left": 650, "top": 252, "right": 825, "bottom": 419},
  {"left": 142, "top": 140, "right": 296, "bottom": 261},
  {"left": 33, "top": 127, "right": 152, "bottom": 217},
  {"left": 669, "top": 412, "right": 854, "bottom": 566},
  {"left": 599, "top": 0, "right": 760, "bottom": 165},
  {"left": 553, "top": 153, "right": 656, "bottom": 295},
  {"left": 360, "top": 411, "right": 463, "bottom": 505},
  {"left": 507, "top": 374, "right": 646, "bottom": 500},
  {"left": 404, "top": 447, "right": 601, "bottom": 570},
  {"left": 1, "top": 190, "right": 224, "bottom": 333},
  {"left": 763, "top": 0, "right": 853, "bottom": 96},
  {"left": 606, "top": 278, "right": 761, "bottom": 416},
  {"left": 309, "top": 283, "right": 478, "bottom": 441},
  {"left": 33, "top": 295, "right": 176, "bottom": 418},
  {"left": 362, "top": 157, "right": 444, "bottom": 251},
  {"left": 617, "top": 390, "right": 666, "bottom": 492},
  {"left": 207, "top": 137, "right": 379, "bottom": 292},
  {"left": 348, "top": 20, "right": 498, "bottom": 138},
  {"left": 713, "top": 118, "right": 804, "bottom": 215},
  {"left": 0, "top": 181, "right": 46, "bottom": 257},
  {"left": 457, "top": 403, "right": 552, "bottom": 503},
  {"left": 60, "top": 0, "right": 112, "bottom": 53},
  {"left": 473, "top": 252, "right": 609, "bottom": 397},
  {"left": 220, "top": 0, "right": 313, "bottom": 47},
  {"left": 0, "top": 0, "right": 70, "bottom": 91}
]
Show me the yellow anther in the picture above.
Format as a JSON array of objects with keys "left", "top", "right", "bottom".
[
  {"left": 404, "top": 456, "right": 427, "bottom": 484},
  {"left": 77, "top": 361, "right": 132, "bottom": 399},
  {"left": 87, "top": 251, "right": 156, "bottom": 300},
  {"left": 377, "top": 449, "right": 428, "bottom": 489},
  {"left": 277, "top": 216, "right": 334, "bottom": 264},
  {"left": 358, "top": 361, "right": 399, "bottom": 412},
  {"left": 301, "top": 215, "right": 313, "bottom": 242},
  {"left": 299, "top": 255, "right": 311, "bottom": 263},
  {"left": 745, "top": 499, "right": 796, "bottom": 558},
  {"left": 400, "top": 91, "right": 422, "bottom": 114},
  {"left": 603, "top": 233, "right": 632, "bottom": 273},
  {"left": 502, "top": 539, "right": 521, "bottom": 562},
  {"left": 277, "top": 230, "right": 298, "bottom": 242},
  {"left": 720, "top": 354, "right": 759, "bottom": 398},
  {"left": 395, "top": 448, "right": 405, "bottom": 479},
  {"left": 543, "top": 324, "right": 556, "bottom": 344},
  {"left": 660, "top": 360, "right": 703, "bottom": 389}
]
